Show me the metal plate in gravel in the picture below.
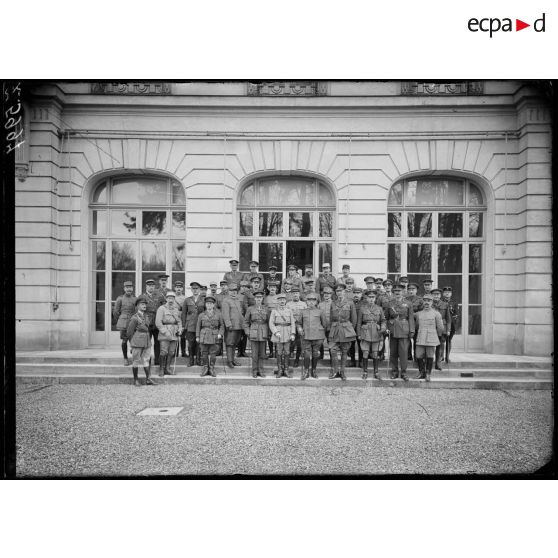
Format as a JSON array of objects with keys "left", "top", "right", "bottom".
[{"left": 137, "top": 407, "right": 184, "bottom": 416}]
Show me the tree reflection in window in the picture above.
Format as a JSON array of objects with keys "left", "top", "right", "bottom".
[
  {"left": 388, "top": 213, "right": 401, "bottom": 237},
  {"left": 94, "top": 241, "right": 105, "bottom": 270},
  {"left": 142, "top": 211, "right": 167, "bottom": 236},
  {"left": 407, "top": 213, "right": 432, "bottom": 237},
  {"left": 438, "top": 244, "right": 462, "bottom": 273},
  {"left": 111, "top": 211, "right": 136, "bottom": 235},
  {"left": 289, "top": 212, "right": 312, "bottom": 237},
  {"left": 319, "top": 212, "right": 333, "bottom": 237},
  {"left": 172, "top": 241, "right": 185, "bottom": 271},
  {"left": 239, "top": 212, "right": 254, "bottom": 236},
  {"left": 407, "top": 244, "right": 431, "bottom": 273},
  {"left": 172, "top": 212, "right": 186, "bottom": 236},
  {"left": 259, "top": 212, "right": 282, "bottom": 236},
  {"left": 388, "top": 244, "right": 401, "bottom": 274},
  {"left": 112, "top": 241, "right": 136, "bottom": 270},
  {"left": 438, "top": 213, "right": 463, "bottom": 237},
  {"left": 469, "top": 213, "right": 483, "bottom": 237},
  {"left": 142, "top": 242, "right": 166, "bottom": 271}
]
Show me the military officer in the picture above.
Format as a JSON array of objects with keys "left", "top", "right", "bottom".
[
  {"left": 385, "top": 285, "right": 415, "bottom": 381},
  {"left": 287, "top": 287, "right": 307, "bottom": 372},
  {"left": 344, "top": 277, "right": 356, "bottom": 297},
  {"left": 316, "top": 263, "right": 337, "bottom": 300},
  {"left": 242, "top": 260, "right": 265, "bottom": 284},
  {"left": 181, "top": 281, "right": 205, "bottom": 367},
  {"left": 398, "top": 276, "right": 409, "bottom": 295},
  {"left": 431, "top": 288, "right": 451, "bottom": 370},
  {"left": 208, "top": 281, "right": 219, "bottom": 299},
  {"left": 223, "top": 259, "right": 243, "bottom": 286},
  {"left": 173, "top": 281, "right": 188, "bottom": 357},
  {"left": 374, "top": 277, "right": 384, "bottom": 290},
  {"left": 155, "top": 291, "right": 183, "bottom": 376},
  {"left": 297, "top": 292, "right": 327, "bottom": 380},
  {"left": 405, "top": 282, "right": 423, "bottom": 361},
  {"left": 318, "top": 286, "right": 333, "bottom": 363},
  {"left": 236, "top": 280, "right": 252, "bottom": 358},
  {"left": 282, "top": 277, "right": 295, "bottom": 303},
  {"left": 266, "top": 265, "right": 281, "bottom": 294},
  {"left": 413, "top": 293, "right": 444, "bottom": 381},
  {"left": 376, "top": 279, "right": 395, "bottom": 361},
  {"left": 283, "top": 264, "right": 304, "bottom": 293},
  {"left": 337, "top": 264, "right": 354, "bottom": 286},
  {"left": 300, "top": 263, "right": 317, "bottom": 292},
  {"left": 301, "top": 277, "right": 316, "bottom": 301},
  {"left": 328, "top": 283, "right": 357, "bottom": 380},
  {"left": 142, "top": 278, "right": 166, "bottom": 366},
  {"left": 421, "top": 278, "right": 434, "bottom": 297},
  {"left": 126, "top": 296, "right": 156, "bottom": 386},
  {"left": 442, "top": 286, "right": 459, "bottom": 363},
  {"left": 356, "top": 289, "right": 386, "bottom": 380},
  {"left": 363, "top": 276, "right": 376, "bottom": 294},
  {"left": 215, "top": 280, "right": 229, "bottom": 309},
  {"left": 221, "top": 283, "right": 245, "bottom": 368},
  {"left": 243, "top": 291, "right": 269, "bottom": 378},
  {"left": 156, "top": 274, "right": 171, "bottom": 297},
  {"left": 264, "top": 281, "right": 280, "bottom": 366},
  {"left": 349, "top": 287, "right": 364, "bottom": 367},
  {"left": 113, "top": 280, "right": 137, "bottom": 366},
  {"left": 269, "top": 293, "right": 296, "bottom": 378},
  {"left": 196, "top": 295, "right": 224, "bottom": 377}
]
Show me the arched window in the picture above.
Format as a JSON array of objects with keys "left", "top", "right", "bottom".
[
  {"left": 387, "top": 177, "right": 486, "bottom": 350},
  {"left": 237, "top": 176, "right": 335, "bottom": 282},
  {"left": 89, "top": 175, "right": 186, "bottom": 343}
]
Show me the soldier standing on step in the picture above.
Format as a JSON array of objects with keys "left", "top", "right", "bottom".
[
  {"left": 174, "top": 281, "right": 187, "bottom": 357},
  {"left": 328, "top": 283, "right": 357, "bottom": 381},
  {"left": 155, "top": 291, "right": 183, "bottom": 377},
  {"left": 287, "top": 287, "right": 307, "bottom": 372},
  {"left": 182, "top": 282, "right": 205, "bottom": 367},
  {"left": 126, "top": 297, "right": 156, "bottom": 386},
  {"left": 442, "top": 286, "right": 459, "bottom": 363},
  {"left": 318, "top": 286, "right": 333, "bottom": 363},
  {"left": 349, "top": 287, "right": 364, "bottom": 367},
  {"left": 221, "top": 283, "right": 245, "bottom": 369},
  {"left": 413, "top": 293, "right": 444, "bottom": 382},
  {"left": 431, "top": 288, "right": 451, "bottom": 370},
  {"left": 269, "top": 293, "right": 296, "bottom": 378},
  {"left": 223, "top": 259, "right": 243, "bottom": 286},
  {"left": 243, "top": 290, "right": 269, "bottom": 378},
  {"left": 266, "top": 265, "right": 281, "bottom": 294},
  {"left": 405, "top": 282, "right": 424, "bottom": 362},
  {"left": 196, "top": 295, "right": 224, "bottom": 378},
  {"left": 356, "top": 289, "right": 385, "bottom": 380},
  {"left": 376, "top": 279, "right": 395, "bottom": 362},
  {"left": 297, "top": 292, "right": 327, "bottom": 380},
  {"left": 316, "top": 263, "right": 337, "bottom": 301},
  {"left": 113, "top": 280, "right": 137, "bottom": 366},
  {"left": 142, "top": 279, "right": 165, "bottom": 366}
]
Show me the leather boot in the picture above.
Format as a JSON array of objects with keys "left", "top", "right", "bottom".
[
  {"left": 286, "top": 357, "right": 293, "bottom": 378},
  {"left": 275, "top": 353, "right": 282, "bottom": 376},
  {"left": 158, "top": 355, "right": 166, "bottom": 377},
  {"left": 210, "top": 356, "right": 217, "bottom": 377},
  {"left": 425, "top": 357, "right": 433, "bottom": 382},
  {"left": 329, "top": 352, "right": 338, "bottom": 379},
  {"left": 226, "top": 346, "right": 235, "bottom": 369},
  {"left": 416, "top": 358, "right": 426, "bottom": 379},
  {"left": 166, "top": 351, "right": 176, "bottom": 375},
  {"left": 435, "top": 346, "right": 442, "bottom": 370},
  {"left": 340, "top": 353, "right": 347, "bottom": 381},
  {"left": 132, "top": 367, "right": 140, "bottom": 386},
  {"left": 302, "top": 355, "right": 310, "bottom": 380},
  {"left": 311, "top": 355, "right": 318, "bottom": 379},
  {"left": 401, "top": 369, "right": 409, "bottom": 382},
  {"left": 372, "top": 358, "right": 381, "bottom": 380},
  {"left": 361, "top": 358, "right": 368, "bottom": 380},
  {"left": 144, "top": 366, "right": 156, "bottom": 385}
]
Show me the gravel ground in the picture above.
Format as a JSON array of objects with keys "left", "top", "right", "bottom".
[{"left": 16, "top": 384, "right": 553, "bottom": 477}]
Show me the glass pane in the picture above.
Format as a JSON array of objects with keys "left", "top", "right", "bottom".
[
  {"left": 407, "top": 244, "right": 432, "bottom": 273},
  {"left": 172, "top": 241, "right": 185, "bottom": 271},
  {"left": 407, "top": 213, "right": 432, "bottom": 237},
  {"left": 258, "top": 242, "right": 283, "bottom": 271},
  {"left": 469, "top": 184, "right": 484, "bottom": 206},
  {"left": 172, "top": 212, "right": 186, "bottom": 237},
  {"left": 92, "top": 182, "right": 107, "bottom": 203},
  {"left": 112, "top": 177, "right": 168, "bottom": 205},
  {"left": 95, "top": 302, "right": 105, "bottom": 331},
  {"left": 319, "top": 212, "right": 333, "bottom": 237},
  {"left": 469, "top": 275, "right": 482, "bottom": 304},
  {"left": 438, "top": 244, "right": 462, "bottom": 273},
  {"left": 469, "top": 244, "right": 482, "bottom": 273},
  {"left": 142, "top": 272, "right": 163, "bottom": 289},
  {"left": 289, "top": 212, "right": 312, "bottom": 237},
  {"left": 95, "top": 272, "right": 105, "bottom": 300},
  {"left": 172, "top": 181, "right": 185, "bottom": 205},
  {"left": 468, "top": 305, "right": 482, "bottom": 334},
  {"left": 142, "top": 211, "right": 167, "bottom": 236},
  {"left": 318, "top": 183, "right": 334, "bottom": 206},
  {"left": 171, "top": 272, "right": 186, "bottom": 290},
  {"left": 469, "top": 213, "right": 483, "bottom": 237},
  {"left": 142, "top": 241, "right": 166, "bottom": 271},
  {"left": 437, "top": 275, "right": 462, "bottom": 305},
  {"left": 388, "top": 183, "right": 403, "bottom": 206},
  {"left": 112, "top": 241, "right": 136, "bottom": 271},
  {"left": 455, "top": 305, "right": 462, "bottom": 335},
  {"left": 259, "top": 212, "right": 283, "bottom": 236},
  {"left": 111, "top": 302, "right": 118, "bottom": 331},
  {"left": 94, "top": 241, "right": 105, "bottom": 270},
  {"left": 92, "top": 210, "right": 106, "bottom": 236},
  {"left": 408, "top": 274, "right": 429, "bottom": 290},
  {"left": 258, "top": 177, "right": 315, "bottom": 206},
  {"left": 406, "top": 179, "right": 464, "bottom": 206},
  {"left": 239, "top": 242, "right": 253, "bottom": 271},
  {"left": 111, "top": 210, "right": 136, "bottom": 236},
  {"left": 388, "top": 244, "right": 401, "bottom": 273},
  {"left": 112, "top": 271, "right": 136, "bottom": 302},
  {"left": 388, "top": 212, "right": 401, "bottom": 237},
  {"left": 437, "top": 180, "right": 464, "bottom": 205},
  {"left": 239, "top": 183, "right": 254, "bottom": 206},
  {"left": 319, "top": 243, "right": 332, "bottom": 270},
  {"left": 438, "top": 213, "right": 463, "bottom": 237},
  {"left": 239, "top": 212, "right": 254, "bottom": 236}
]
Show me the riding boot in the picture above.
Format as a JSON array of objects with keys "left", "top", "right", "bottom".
[
  {"left": 302, "top": 355, "right": 310, "bottom": 379},
  {"left": 446, "top": 339, "right": 452, "bottom": 363},
  {"left": 372, "top": 358, "right": 381, "bottom": 380},
  {"left": 425, "top": 357, "right": 433, "bottom": 382},
  {"left": 275, "top": 353, "right": 282, "bottom": 376},
  {"left": 329, "top": 352, "right": 338, "bottom": 379},
  {"left": 401, "top": 369, "right": 409, "bottom": 382},
  {"left": 132, "top": 367, "right": 140, "bottom": 386},
  {"left": 416, "top": 358, "right": 426, "bottom": 379},
  {"left": 210, "top": 355, "right": 217, "bottom": 377},
  {"left": 226, "top": 346, "right": 235, "bottom": 369},
  {"left": 340, "top": 353, "right": 347, "bottom": 381},
  {"left": 180, "top": 336, "right": 187, "bottom": 358},
  {"left": 158, "top": 355, "right": 166, "bottom": 377},
  {"left": 435, "top": 345, "right": 442, "bottom": 370},
  {"left": 144, "top": 366, "right": 156, "bottom": 385},
  {"left": 286, "top": 357, "right": 293, "bottom": 378},
  {"left": 279, "top": 354, "right": 286, "bottom": 378},
  {"left": 311, "top": 355, "right": 318, "bottom": 379},
  {"left": 166, "top": 351, "right": 176, "bottom": 375},
  {"left": 361, "top": 357, "right": 368, "bottom": 380},
  {"left": 122, "top": 342, "right": 131, "bottom": 366}
]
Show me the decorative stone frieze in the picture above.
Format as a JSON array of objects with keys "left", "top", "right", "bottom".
[{"left": 401, "top": 82, "right": 484, "bottom": 95}]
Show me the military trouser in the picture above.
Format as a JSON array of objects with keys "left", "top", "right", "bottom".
[
  {"left": 378, "top": 331, "right": 388, "bottom": 360},
  {"left": 415, "top": 345, "right": 435, "bottom": 359},
  {"left": 159, "top": 339, "right": 178, "bottom": 374},
  {"left": 348, "top": 338, "right": 362, "bottom": 366},
  {"left": 435, "top": 334, "right": 447, "bottom": 368},
  {"left": 389, "top": 337, "right": 410, "bottom": 373},
  {"left": 179, "top": 330, "right": 187, "bottom": 357},
  {"left": 185, "top": 331, "right": 199, "bottom": 365},
  {"left": 148, "top": 325, "right": 160, "bottom": 365},
  {"left": 237, "top": 331, "right": 248, "bottom": 357},
  {"left": 250, "top": 340, "right": 267, "bottom": 376},
  {"left": 289, "top": 331, "right": 302, "bottom": 363},
  {"left": 200, "top": 343, "right": 218, "bottom": 375},
  {"left": 330, "top": 341, "right": 352, "bottom": 379},
  {"left": 302, "top": 339, "right": 323, "bottom": 371}
]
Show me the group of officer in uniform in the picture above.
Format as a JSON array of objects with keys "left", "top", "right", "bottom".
[{"left": 113, "top": 260, "right": 460, "bottom": 385}]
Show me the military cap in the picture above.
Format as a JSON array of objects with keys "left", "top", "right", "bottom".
[
  {"left": 399, "top": 276, "right": 409, "bottom": 283},
  {"left": 322, "top": 263, "right": 331, "bottom": 268},
  {"left": 335, "top": 283, "right": 346, "bottom": 290},
  {"left": 374, "top": 277, "right": 383, "bottom": 284},
  {"left": 304, "top": 263, "right": 313, "bottom": 269},
  {"left": 200, "top": 285, "right": 207, "bottom": 290},
  {"left": 288, "top": 264, "right": 297, "bottom": 270},
  {"left": 145, "top": 279, "right": 156, "bottom": 285},
  {"left": 422, "top": 293, "right": 434, "bottom": 301},
  {"left": 392, "top": 285, "right": 403, "bottom": 292},
  {"left": 407, "top": 282, "right": 419, "bottom": 289},
  {"left": 228, "top": 283, "right": 238, "bottom": 291},
  {"left": 229, "top": 259, "right": 239, "bottom": 265},
  {"left": 291, "top": 286, "right": 300, "bottom": 292},
  {"left": 383, "top": 279, "right": 393, "bottom": 286},
  {"left": 364, "top": 276, "right": 375, "bottom": 283},
  {"left": 249, "top": 260, "right": 259, "bottom": 266},
  {"left": 422, "top": 278, "right": 433, "bottom": 284},
  {"left": 204, "top": 295, "right": 216, "bottom": 303},
  {"left": 269, "top": 265, "right": 278, "bottom": 271},
  {"left": 219, "top": 280, "right": 228, "bottom": 286},
  {"left": 345, "top": 277, "right": 355, "bottom": 284},
  {"left": 190, "top": 281, "right": 201, "bottom": 288},
  {"left": 342, "top": 264, "right": 350, "bottom": 270},
  {"left": 250, "top": 276, "right": 261, "bottom": 283},
  {"left": 174, "top": 281, "right": 184, "bottom": 287},
  {"left": 240, "top": 280, "right": 250, "bottom": 287},
  {"left": 363, "top": 289, "right": 376, "bottom": 297},
  {"left": 209, "top": 281, "right": 217, "bottom": 287},
  {"left": 123, "top": 280, "right": 133, "bottom": 287},
  {"left": 253, "top": 290, "right": 265, "bottom": 297},
  {"left": 304, "top": 277, "right": 315, "bottom": 283},
  {"left": 276, "top": 293, "right": 286, "bottom": 299},
  {"left": 158, "top": 274, "right": 170, "bottom": 279},
  {"left": 305, "top": 292, "right": 318, "bottom": 300},
  {"left": 353, "top": 287, "right": 363, "bottom": 294},
  {"left": 165, "top": 290, "right": 176, "bottom": 298},
  {"left": 135, "top": 296, "right": 147, "bottom": 306},
  {"left": 431, "top": 288, "right": 442, "bottom": 295},
  {"left": 396, "top": 284, "right": 407, "bottom": 291},
  {"left": 322, "top": 286, "right": 333, "bottom": 293},
  {"left": 443, "top": 286, "right": 453, "bottom": 292}
]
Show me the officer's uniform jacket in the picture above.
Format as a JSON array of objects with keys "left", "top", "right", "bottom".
[
  {"left": 283, "top": 291, "right": 295, "bottom": 303},
  {"left": 181, "top": 295, "right": 206, "bottom": 333},
  {"left": 329, "top": 298, "right": 357, "bottom": 342},
  {"left": 223, "top": 270, "right": 243, "bottom": 285},
  {"left": 300, "top": 274, "right": 318, "bottom": 292},
  {"left": 318, "top": 299, "right": 333, "bottom": 331},
  {"left": 242, "top": 272, "right": 265, "bottom": 285},
  {"left": 336, "top": 275, "right": 354, "bottom": 286},
  {"left": 221, "top": 296, "right": 245, "bottom": 330},
  {"left": 244, "top": 290, "right": 256, "bottom": 308},
  {"left": 142, "top": 291, "right": 166, "bottom": 325},
  {"left": 414, "top": 309, "right": 444, "bottom": 346},
  {"left": 357, "top": 304, "right": 386, "bottom": 342},
  {"left": 215, "top": 292, "right": 228, "bottom": 309},
  {"left": 446, "top": 300, "right": 460, "bottom": 331},
  {"left": 126, "top": 311, "right": 151, "bottom": 347},
  {"left": 196, "top": 310, "right": 225, "bottom": 345},
  {"left": 316, "top": 274, "right": 337, "bottom": 299},
  {"left": 264, "top": 294, "right": 278, "bottom": 311},
  {"left": 433, "top": 300, "right": 451, "bottom": 335},
  {"left": 174, "top": 294, "right": 186, "bottom": 312},
  {"left": 282, "top": 275, "right": 303, "bottom": 293},
  {"left": 243, "top": 305, "right": 269, "bottom": 341},
  {"left": 287, "top": 299, "right": 308, "bottom": 326},
  {"left": 377, "top": 292, "right": 396, "bottom": 313},
  {"left": 405, "top": 294, "right": 424, "bottom": 313},
  {"left": 155, "top": 304, "right": 182, "bottom": 341},
  {"left": 385, "top": 299, "right": 415, "bottom": 338},
  {"left": 266, "top": 276, "right": 281, "bottom": 294},
  {"left": 269, "top": 306, "right": 295, "bottom": 342},
  {"left": 113, "top": 294, "right": 137, "bottom": 330},
  {"left": 297, "top": 307, "right": 327, "bottom": 341}
]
